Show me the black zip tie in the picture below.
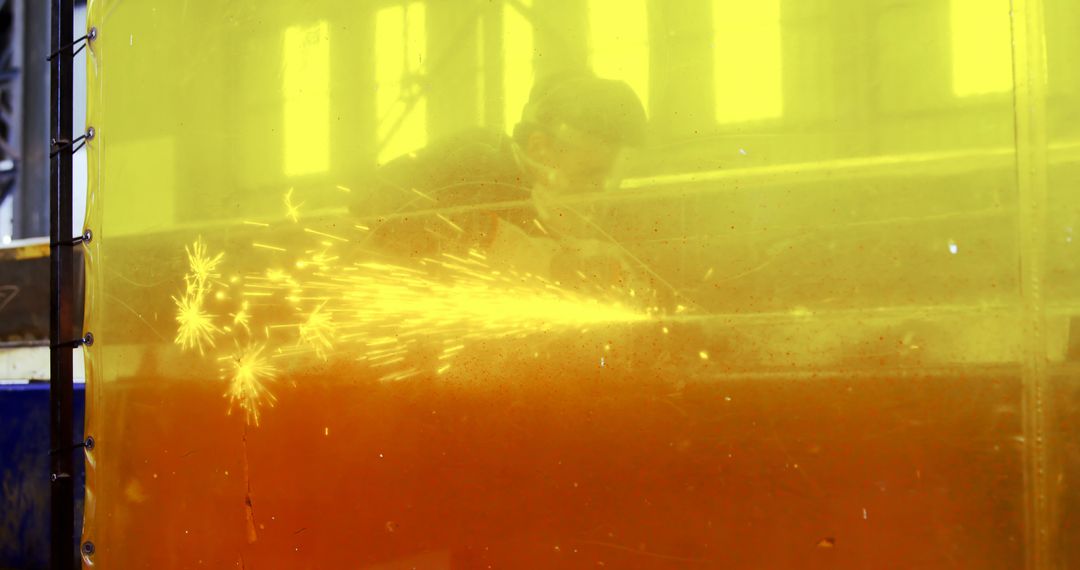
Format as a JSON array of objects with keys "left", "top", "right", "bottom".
[
  {"left": 46, "top": 33, "right": 86, "bottom": 61},
  {"left": 51, "top": 228, "right": 92, "bottom": 247},
  {"left": 48, "top": 436, "right": 95, "bottom": 457},
  {"left": 51, "top": 331, "right": 93, "bottom": 350},
  {"left": 47, "top": 27, "right": 96, "bottom": 62},
  {"left": 50, "top": 126, "right": 93, "bottom": 158},
  {"left": 72, "top": 42, "right": 86, "bottom": 58}
]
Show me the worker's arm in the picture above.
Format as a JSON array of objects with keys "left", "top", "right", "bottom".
[
  {"left": 350, "top": 130, "right": 530, "bottom": 258},
  {"left": 486, "top": 216, "right": 652, "bottom": 302}
]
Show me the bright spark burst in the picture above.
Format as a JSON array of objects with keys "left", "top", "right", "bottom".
[
  {"left": 184, "top": 237, "right": 224, "bottom": 292},
  {"left": 232, "top": 301, "right": 252, "bottom": 333},
  {"left": 173, "top": 293, "right": 221, "bottom": 355},
  {"left": 284, "top": 188, "right": 303, "bottom": 222},
  {"left": 173, "top": 237, "right": 224, "bottom": 354},
  {"left": 298, "top": 303, "right": 335, "bottom": 360},
  {"left": 223, "top": 344, "right": 277, "bottom": 426}
]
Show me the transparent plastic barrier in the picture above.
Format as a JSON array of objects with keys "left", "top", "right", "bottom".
[{"left": 82, "top": 0, "right": 1079, "bottom": 567}]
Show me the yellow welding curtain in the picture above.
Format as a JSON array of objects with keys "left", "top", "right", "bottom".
[{"left": 82, "top": 0, "right": 1080, "bottom": 567}]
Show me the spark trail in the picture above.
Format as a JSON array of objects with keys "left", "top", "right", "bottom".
[{"left": 173, "top": 192, "right": 654, "bottom": 425}]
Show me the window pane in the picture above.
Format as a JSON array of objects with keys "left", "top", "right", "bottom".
[{"left": 714, "top": 0, "right": 782, "bottom": 123}]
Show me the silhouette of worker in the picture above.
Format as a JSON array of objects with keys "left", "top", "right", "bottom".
[{"left": 351, "top": 71, "right": 648, "bottom": 284}]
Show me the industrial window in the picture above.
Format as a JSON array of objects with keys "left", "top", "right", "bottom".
[
  {"left": 713, "top": 0, "right": 783, "bottom": 123},
  {"left": 502, "top": 0, "right": 535, "bottom": 133},
  {"left": 950, "top": 0, "right": 1013, "bottom": 97},
  {"left": 283, "top": 21, "right": 331, "bottom": 177},
  {"left": 375, "top": 2, "right": 428, "bottom": 165}
]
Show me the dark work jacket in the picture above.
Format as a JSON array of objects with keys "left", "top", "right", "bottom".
[{"left": 350, "top": 129, "right": 546, "bottom": 259}]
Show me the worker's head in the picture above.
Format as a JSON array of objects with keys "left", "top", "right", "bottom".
[{"left": 513, "top": 71, "right": 647, "bottom": 193}]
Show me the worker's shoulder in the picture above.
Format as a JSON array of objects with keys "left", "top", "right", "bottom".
[
  {"left": 427, "top": 128, "right": 515, "bottom": 164},
  {"left": 405, "top": 128, "right": 528, "bottom": 193}
]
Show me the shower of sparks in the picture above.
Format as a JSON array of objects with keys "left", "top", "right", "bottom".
[
  {"left": 174, "top": 201, "right": 657, "bottom": 425},
  {"left": 278, "top": 251, "right": 649, "bottom": 382},
  {"left": 223, "top": 343, "right": 277, "bottom": 426},
  {"left": 308, "top": 253, "right": 644, "bottom": 355}
]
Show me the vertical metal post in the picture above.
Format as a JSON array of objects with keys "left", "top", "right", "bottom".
[
  {"left": 1010, "top": 0, "right": 1053, "bottom": 568},
  {"left": 15, "top": 0, "right": 49, "bottom": 239},
  {"left": 6, "top": 0, "right": 26, "bottom": 211},
  {"left": 49, "top": 0, "right": 75, "bottom": 567}
]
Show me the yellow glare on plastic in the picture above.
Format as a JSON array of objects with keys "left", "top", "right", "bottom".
[
  {"left": 503, "top": 0, "right": 534, "bottom": 131},
  {"left": 950, "top": 0, "right": 1013, "bottom": 96},
  {"left": 283, "top": 21, "right": 330, "bottom": 176},
  {"left": 589, "top": 0, "right": 650, "bottom": 111},
  {"left": 714, "top": 0, "right": 783, "bottom": 123}
]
